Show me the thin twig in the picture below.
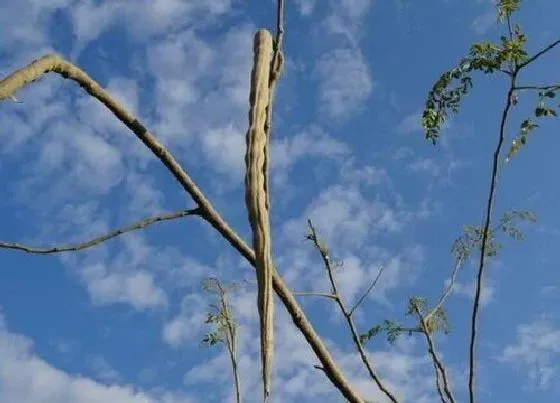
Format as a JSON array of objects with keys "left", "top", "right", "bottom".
[
  {"left": 348, "top": 267, "right": 385, "bottom": 317},
  {"left": 0, "top": 54, "right": 364, "bottom": 403},
  {"left": 518, "top": 37, "right": 560, "bottom": 69},
  {"left": 293, "top": 292, "right": 339, "bottom": 300},
  {"left": 210, "top": 279, "right": 241, "bottom": 403},
  {"left": 425, "top": 258, "right": 463, "bottom": 322},
  {"left": 0, "top": 208, "right": 201, "bottom": 254},
  {"left": 513, "top": 84, "right": 560, "bottom": 91},
  {"left": 415, "top": 308, "right": 455, "bottom": 403},
  {"left": 307, "top": 220, "right": 399, "bottom": 403}
]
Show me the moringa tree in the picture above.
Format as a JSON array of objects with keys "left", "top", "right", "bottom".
[{"left": 0, "top": 0, "right": 558, "bottom": 402}]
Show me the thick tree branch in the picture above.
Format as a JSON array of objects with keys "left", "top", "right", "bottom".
[
  {"left": 0, "top": 208, "right": 201, "bottom": 254},
  {"left": 0, "top": 54, "right": 364, "bottom": 403}
]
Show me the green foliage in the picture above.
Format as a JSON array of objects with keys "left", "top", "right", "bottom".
[
  {"left": 422, "top": 5, "right": 527, "bottom": 143},
  {"left": 498, "top": 210, "right": 536, "bottom": 240},
  {"left": 360, "top": 297, "right": 451, "bottom": 345},
  {"left": 497, "top": 0, "right": 521, "bottom": 21},
  {"left": 359, "top": 319, "right": 404, "bottom": 345},
  {"left": 407, "top": 297, "right": 450, "bottom": 335},
  {"left": 453, "top": 225, "right": 501, "bottom": 260},
  {"left": 451, "top": 210, "right": 536, "bottom": 264},
  {"left": 200, "top": 278, "right": 238, "bottom": 349},
  {"left": 507, "top": 89, "right": 559, "bottom": 161}
]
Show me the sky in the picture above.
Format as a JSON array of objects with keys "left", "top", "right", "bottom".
[{"left": 0, "top": 0, "right": 559, "bottom": 402}]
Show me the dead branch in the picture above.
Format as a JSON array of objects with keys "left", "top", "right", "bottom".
[
  {"left": 0, "top": 208, "right": 201, "bottom": 254},
  {"left": 306, "top": 220, "right": 398, "bottom": 403},
  {"left": 0, "top": 53, "right": 364, "bottom": 402},
  {"left": 348, "top": 267, "right": 385, "bottom": 317},
  {"left": 293, "top": 292, "right": 339, "bottom": 300}
]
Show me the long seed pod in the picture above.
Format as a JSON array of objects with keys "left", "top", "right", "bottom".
[{"left": 244, "top": 29, "right": 275, "bottom": 402}]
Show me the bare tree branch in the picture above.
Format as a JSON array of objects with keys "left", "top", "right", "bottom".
[
  {"left": 518, "top": 37, "right": 560, "bottom": 68},
  {"left": 425, "top": 258, "right": 463, "bottom": 323},
  {"left": 293, "top": 292, "right": 339, "bottom": 300},
  {"left": 468, "top": 72, "right": 516, "bottom": 403},
  {"left": 0, "top": 54, "right": 364, "bottom": 403},
  {"left": 306, "top": 220, "right": 399, "bottom": 403},
  {"left": 348, "top": 267, "right": 385, "bottom": 317},
  {"left": 514, "top": 84, "right": 560, "bottom": 91},
  {"left": 0, "top": 208, "right": 201, "bottom": 254}
]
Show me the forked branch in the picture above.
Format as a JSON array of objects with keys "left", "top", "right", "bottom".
[
  {"left": 0, "top": 53, "right": 364, "bottom": 403},
  {"left": 306, "top": 220, "right": 398, "bottom": 403}
]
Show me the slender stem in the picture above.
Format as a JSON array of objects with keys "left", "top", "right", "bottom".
[
  {"left": 468, "top": 71, "right": 517, "bottom": 403},
  {"left": 0, "top": 208, "right": 201, "bottom": 254},
  {"left": 425, "top": 258, "right": 463, "bottom": 322},
  {"left": 415, "top": 308, "right": 455, "bottom": 403},
  {"left": 293, "top": 292, "right": 339, "bottom": 300},
  {"left": 513, "top": 84, "right": 560, "bottom": 91},
  {"left": 307, "top": 220, "right": 398, "bottom": 403},
  {"left": 518, "top": 38, "right": 560, "bottom": 69},
  {"left": 348, "top": 267, "right": 385, "bottom": 317}
]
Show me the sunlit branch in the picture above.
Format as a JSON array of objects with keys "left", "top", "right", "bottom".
[
  {"left": 0, "top": 208, "right": 201, "bottom": 254},
  {"left": 0, "top": 41, "right": 363, "bottom": 403},
  {"left": 306, "top": 220, "right": 399, "bottom": 403},
  {"left": 293, "top": 292, "right": 339, "bottom": 300}
]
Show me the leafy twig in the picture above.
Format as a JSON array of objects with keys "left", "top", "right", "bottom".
[
  {"left": 201, "top": 278, "right": 241, "bottom": 403},
  {"left": 410, "top": 301, "right": 455, "bottom": 403}
]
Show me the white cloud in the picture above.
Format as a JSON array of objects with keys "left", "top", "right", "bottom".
[
  {"left": 70, "top": 0, "right": 233, "bottom": 50},
  {"left": 294, "top": 0, "right": 316, "bottom": 16},
  {"left": 396, "top": 112, "right": 422, "bottom": 135},
  {"left": 200, "top": 125, "right": 246, "bottom": 177},
  {"left": 315, "top": 48, "right": 373, "bottom": 120},
  {"left": 498, "top": 319, "right": 560, "bottom": 390},
  {"left": 283, "top": 185, "right": 406, "bottom": 251},
  {"left": 471, "top": 11, "right": 496, "bottom": 35},
  {"left": 87, "top": 356, "right": 120, "bottom": 382},
  {"left": 339, "top": 158, "right": 388, "bottom": 187},
  {"left": 448, "top": 279, "right": 495, "bottom": 307},
  {"left": 82, "top": 264, "right": 168, "bottom": 310},
  {"left": 272, "top": 126, "right": 351, "bottom": 170},
  {"left": 408, "top": 158, "right": 441, "bottom": 177},
  {"left": 0, "top": 314, "right": 193, "bottom": 403},
  {"left": 162, "top": 294, "right": 208, "bottom": 347}
]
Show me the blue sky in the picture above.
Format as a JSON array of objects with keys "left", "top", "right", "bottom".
[{"left": 0, "top": 0, "right": 559, "bottom": 402}]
